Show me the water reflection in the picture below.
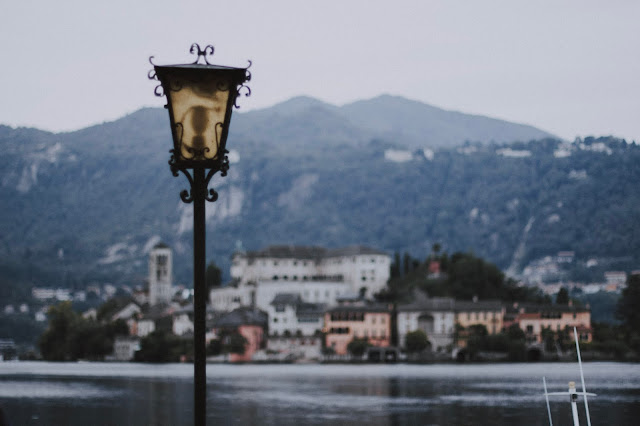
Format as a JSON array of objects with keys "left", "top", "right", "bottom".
[{"left": 0, "top": 362, "right": 639, "bottom": 425}]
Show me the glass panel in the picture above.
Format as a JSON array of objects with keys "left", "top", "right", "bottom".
[{"left": 166, "top": 71, "right": 230, "bottom": 161}]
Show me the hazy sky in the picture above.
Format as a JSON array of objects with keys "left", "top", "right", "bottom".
[{"left": 2, "top": 0, "right": 639, "bottom": 141}]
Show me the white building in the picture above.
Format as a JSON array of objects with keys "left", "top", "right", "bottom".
[
  {"left": 397, "top": 297, "right": 456, "bottom": 352},
  {"left": 211, "top": 245, "right": 390, "bottom": 312},
  {"left": 266, "top": 293, "right": 325, "bottom": 337},
  {"left": 136, "top": 318, "right": 156, "bottom": 337},
  {"left": 148, "top": 243, "right": 173, "bottom": 306},
  {"left": 112, "top": 337, "right": 140, "bottom": 361},
  {"left": 172, "top": 309, "right": 194, "bottom": 336}
]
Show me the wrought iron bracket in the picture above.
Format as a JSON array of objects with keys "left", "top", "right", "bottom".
[{"left": 169, "top": 149, "right": 228, "bottom": 204}]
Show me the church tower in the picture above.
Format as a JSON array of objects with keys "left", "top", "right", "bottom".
[{"left": 149, "top": 243, "right": 173, "bottom": 306}]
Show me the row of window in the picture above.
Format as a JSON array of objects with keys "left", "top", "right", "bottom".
[
  {"left": 460, "top": 311, "right": 499, "bottom": 321},
  {"left": 244, "top": 257, "right": 388, "bottom": 268},
  {"left": 329, "top": 312, "right": 387, "bottom": 323},
  {"left": 270, "top": 274, "right": 344, "bottom": 282},
  {"left": 327, "top": 327, "right": 387, "bottom": 339}
]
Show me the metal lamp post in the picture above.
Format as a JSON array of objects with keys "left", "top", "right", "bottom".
[{"left": 149, "top": 43, "right": 251, "bottom": 426}]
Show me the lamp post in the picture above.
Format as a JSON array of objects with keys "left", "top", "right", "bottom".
[{"left": 149, "top": 43, "right": 251, "bottom": 426}]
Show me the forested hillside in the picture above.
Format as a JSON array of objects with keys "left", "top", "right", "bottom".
[{"left": 0, "top": 96, "right": 638, "bottom": 301}]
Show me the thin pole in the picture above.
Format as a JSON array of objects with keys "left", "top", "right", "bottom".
[
  {"left": 193, "top": 167, "right": 207, "bottom": 426},
  {"left": 543, "top": 377, "right": 553, "bottom": 426},
  {"left": 574, "top": 327, "right": 592, "bottom": 426}
]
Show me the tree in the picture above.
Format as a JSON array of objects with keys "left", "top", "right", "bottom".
[
  {"left": 405, "top": 330, "right": 429, "bottom": 353},
  {"left": 616, "top": 274, "right": 640, "bottom": 331},
  {"left": 347, "top": 338, "right": 369, "bottom": 358},
  {"left": 39, "top": 301, "right": 78, "bottom": 361},
  {"left": 207, "top": 339, "right": 223, "bottom": 356},
  {"left": 206, "top": 261, "right": 222, "bottom": 293},
  {"left": 39, "top": 302, "right": 131, "bottom": 361},
  {"left": 136, "top": 330, "right": 191, "bottom": 363},
  {"left": 226, "top": 332, "right": 248, "bottom": 355},
  {"left": 358, "top": 286, "right": 367, "bottom": 300},
  {"left": 556, "top": 287, "right": 570, "bottom": 305}
]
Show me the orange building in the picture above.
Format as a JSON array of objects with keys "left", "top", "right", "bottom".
[{"left": 324, "top": 304, "right": 392, "bottom": 355}]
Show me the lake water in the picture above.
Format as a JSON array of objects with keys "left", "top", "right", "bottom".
[{"left": 0, "top": 362, "right": 639, "bottom": 425}]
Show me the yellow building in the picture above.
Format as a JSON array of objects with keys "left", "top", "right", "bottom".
[{"left": 455, "top": 299, "right": 505, "bottom": 335}]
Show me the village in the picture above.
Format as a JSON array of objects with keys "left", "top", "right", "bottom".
[{"left": 4, "top": 242, "right": 602, "bottom": 364}]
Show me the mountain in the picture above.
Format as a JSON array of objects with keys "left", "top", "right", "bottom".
[
  {"left": 233, "top": 94, "right": 556, "bottom": 150},
  {"left": 1, "top": 96, "right": 637, "bottom": 300}
]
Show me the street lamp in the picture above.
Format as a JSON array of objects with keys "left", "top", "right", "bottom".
[{"left": 149, "top": 43, "right": 251, "bottom": 426}]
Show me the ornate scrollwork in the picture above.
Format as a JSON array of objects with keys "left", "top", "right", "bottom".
[
  {"left": 148, "top": 56, "right": 164, "bottom": 97},
  {"left": 190, "top": 43, "right": 215, "bottom": 65},
  {"left": 169, "top": 151, "right": 222, "bottom": 204},
  {"left": 234, "top": 61, "right": 253, "bottom": 108}
]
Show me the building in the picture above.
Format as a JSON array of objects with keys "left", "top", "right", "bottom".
[
  {"left": 455, "top": 299, "right": 505, "bottom": 335},
  {"left": 266, "top": 293, "right": 324, "bottom": 337},
  {"left": 211, "top": 245, "right": 390, "bottom": 312},
  {"left": 112, "top": 337, "right": 140, "bottom": 361},
  {"left": 512, "top": 304, "right": 592, "bottom": 343},
  {"left": 213, "top": 307, "right": 268, "bottom": 362},
  {"left": 324, "top": 304, "right": 392, "bottom": 355},
  {"left": 148, "top": 243, "right": 173, "bottom": 306},
  {"left": 172, "top": 306, "right": 194, "bottom": 336},
  {"left": 397, "top": 296, "right": 456, "bottom": 351}
]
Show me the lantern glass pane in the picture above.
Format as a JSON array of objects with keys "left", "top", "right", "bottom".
[{"left": 166, "top": 72, "right": 230, "bottom": 161}]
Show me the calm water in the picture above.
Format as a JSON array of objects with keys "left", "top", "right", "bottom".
[{"left": 0, "top": 362, "right": 639, "bottom": 425}]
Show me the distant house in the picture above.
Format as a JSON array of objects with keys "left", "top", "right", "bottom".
[
  {"left": 324, "top": 304, "right": 392, "bottom": 355},
  {"left": 397, "top": 296, "right": 456, "bottom": 351},
  {"left": 136, "top": 318, "right": 156, "bottom": 337},
  {"left": 111, "top": 302, "right": 141, "bottom": 322},
  {"left": 172, "top": 306, "right": 194, "bottom": 336},
  {"left": 213, "top": 307, "right": 268, "bottom": 362},
  {"left": 265, "top": 293, "right": 324, "bottom": 360},
  {"left": 455, "top": 299, "right": 505, "bottom": 335},
  {"left": 111, "top": 337, "right": 140, "bottom": 361},
  {"left": 511, "top": 304, "right": 592, "bottom": 343},
  {"left": 82, "top": 308, "right": 98, "bottom": 321}
]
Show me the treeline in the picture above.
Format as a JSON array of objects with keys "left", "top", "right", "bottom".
[
  {"left": 377, "top": 246, "right": 550, "bottom": 304},
  {"left": 38, "top": 302, "right": 128, "bottom": 361},
  {"left": 586, "top": 273, "right": 640, "bottom": 358}
]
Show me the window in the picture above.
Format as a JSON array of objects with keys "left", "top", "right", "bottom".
[{"left": 526, "top": 325, "right": 533, "bottom": 333}]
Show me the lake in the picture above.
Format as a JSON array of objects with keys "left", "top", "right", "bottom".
[{"left": 0, "top": 362, "right": 639, "bottom": 425}]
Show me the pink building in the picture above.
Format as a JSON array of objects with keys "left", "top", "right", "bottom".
[
  {"left": 214, "top": 307, "right": 268, "bottom": 362},
  {"left": 511, "top": 304, "right": 592, "bottom": 343}
]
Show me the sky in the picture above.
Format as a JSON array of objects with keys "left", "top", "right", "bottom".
[{"left": 2, "top": 0, "right": 639, "bottom": 141}]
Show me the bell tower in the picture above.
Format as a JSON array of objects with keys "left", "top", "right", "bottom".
[{"left": 149, "top": 243, "right": 173, "bottom": 305}]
